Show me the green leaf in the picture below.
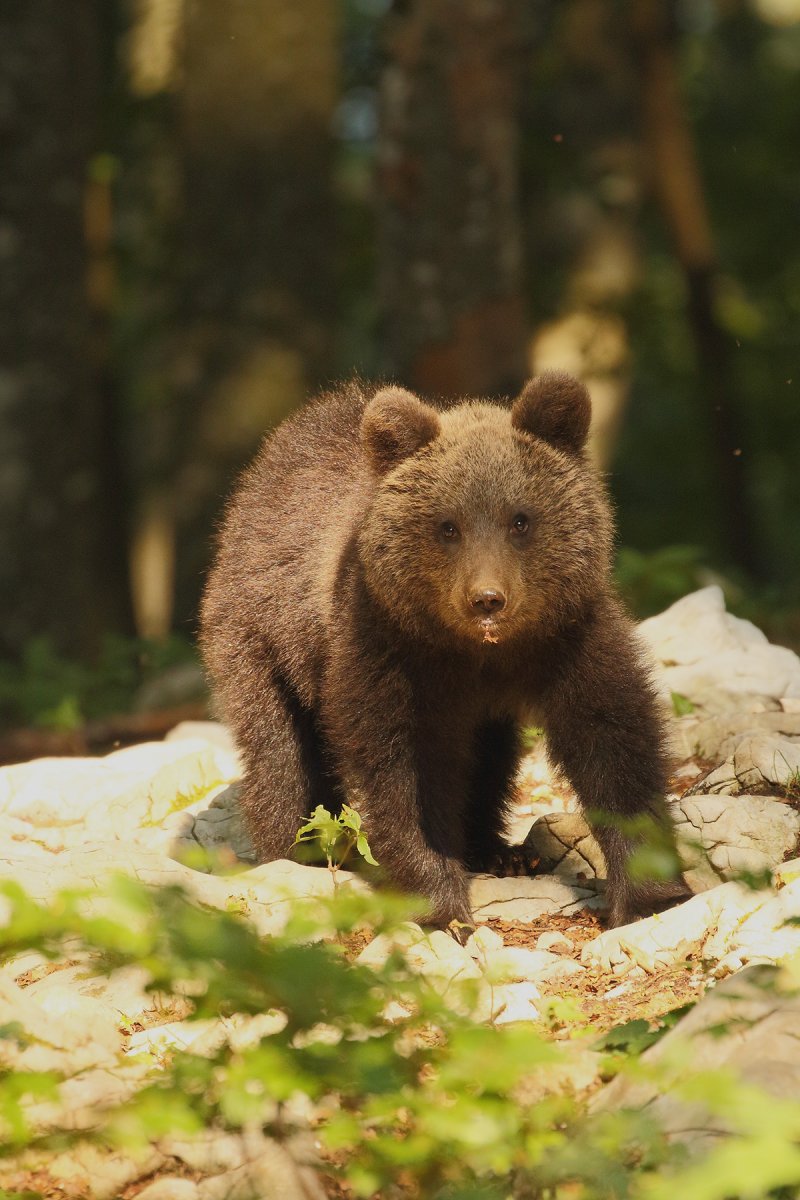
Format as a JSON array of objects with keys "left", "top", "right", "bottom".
[
  {"left": 627, "top": 843, "right": 682, "bottom": 883},
  {"left": 340, "top": 804, "right": 362, "bottom": 832},
  {"left": 640, "top": 1132, "right": 800, "bottom": 1200},
  {"left": 104, "top": 1085, "right": 202, "bottom": 1147},
  {"left": 594, "top": 1018, "right": 660, "bottom": 1055},
  {"left": 671, "top": 691, "right": 696, "bottom": 717},
  {"left": 438, "top": 1025, "right": 557, "bottom": 1092},
  {"left": 347, "top": 1164, "right": 383, "bottom": 1198},
  {"left": 356, "top": 834, "right": 378, "bottom": 866},
  {"left": 0, "top": 1070, "right": 61, "bottom": 1146}
]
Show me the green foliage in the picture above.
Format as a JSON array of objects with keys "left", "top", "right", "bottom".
[
  {"left": 671, "top": 692, "right": 696, "bottom": 718},
  {"left": 0, "top": 634, "right": 201, "bottom": 731},
  {"left": 0, "top": 1068, "right": 60, "bottom": 1150},
  {"left": 1, "top": 875, "right": 800, "bottom": 1199},
  {"left": 593, "top": 15, "right": 800, "bottom": 597},
  {"left": 615, "top": 546, "right": 709, "bottom": 620},
  {"left": 294, "top": 803, "right": 379, "bottom": 874},
  {"left": 731, "top": 867, "right": 776, "bottom": 894},
  {"left": 593, "top": 1005, "right": 692, "bottom": 1058}
]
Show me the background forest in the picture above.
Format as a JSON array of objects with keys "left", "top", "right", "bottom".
[{"left": 2, "top": 0, "right": 799, "bottom": 738}]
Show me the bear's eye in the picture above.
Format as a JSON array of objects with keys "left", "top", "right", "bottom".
[
  {"left": 511, "top": 513, "right": 530, "bottom": 536},
  {"left": 440, "top": 521, "right": 460, "bottom": 541}
]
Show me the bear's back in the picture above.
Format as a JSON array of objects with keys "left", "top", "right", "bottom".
[{"left": 200, "top": 384, "right": 382, "bottom": 702}]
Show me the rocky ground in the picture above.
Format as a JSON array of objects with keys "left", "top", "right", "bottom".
[{"left": 3, "top": 585, "right": 800, "bottom": 1198}]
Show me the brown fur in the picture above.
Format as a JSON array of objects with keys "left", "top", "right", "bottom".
[{"left": 200, "top": 373, "right": 686, "bottom": 930}]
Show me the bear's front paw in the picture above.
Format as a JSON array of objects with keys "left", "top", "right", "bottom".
[
  {"left": 425, "top": 894, "right": 474, "bottom": 942},
  {"left": 467, "top": 842, "right": 540, "bottom": 878}
]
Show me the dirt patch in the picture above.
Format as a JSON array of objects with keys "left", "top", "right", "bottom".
[
  {"left": 667, "top": 754, "right": 718, "bottom": 793},
  {"left": 1, "top": 1158, "right": 207, "bottom": 1200},
  {"left": 486, "top": 909, "right": 602, "bottom": 951},
  {"left": 0, "top": 1170, "right": 88, "bottom": 1200},
  {"left": 485, "top": 911, "right": 708, "bottom": 1036}
]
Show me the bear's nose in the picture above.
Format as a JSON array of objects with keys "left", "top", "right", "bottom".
[{"left": 471, "top": 588, "right": 507, "bottom": 615}]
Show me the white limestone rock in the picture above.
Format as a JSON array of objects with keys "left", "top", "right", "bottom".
[
  {"left": 476, "top": 944, "right": 584, "bottom": 985},
  {"left": 164, "top": 781, "right": 256, "bottom": 863},
  {"left": 192, "top": 1136, "right": 327, "bottom": 1200},
  {"left": 0, "top": 739, "right": 238, "bottom": 841},
  {"left": 692, "top": 734, "right": 800, "bottom": 796},
  {"left": 639, "top": 586, "right": 800, "bottom": 701},
  {"left": 536, "top": 931, "right": 575, "bottom": 953},
  {"left": 0, "top": 841, "right": 364, "bottom": 939},
  {"left": 672, "top": 792, "right": 800, "bottom": 891},
  {"left": 165, "top": 719, "right": 240, "bottom": 761},
  {"left": 0, "top": 974, "right": 121, "bottom": 1076},
  {"left": 593, "top": 965, "right": 800, "bottom": 1154},
  {"left": 136, "top": 1181, "right": 200, "bottom": 1200},
  {"left": 11, "top": 1129, "right": 326, "bottom": 1200},
  {"left": 708, "top": 878, "right": 800, "bottom": 974},
  {"left": 42, "top": 1060, "right": 153, "bottom": 1134},
  {"left": 522, "top": 812, "right": 605, "bottom": 880},
  {"left": 357, "top": 924, "right": 481, "bottom": 984},
  {"left": 161, "top": 1127, "right": 316, "bottom": 1178},
  {"left": 580, "top": 882, "right": 767, "bottom": 975},
  {"left": 355, "top": 921, "right": 427, "bottom": 968},
  {"left": 126, "top": 1020, "right": 219, "bottom": 1059},
  {"left": 774, "top": 856, "right": 800, "bottom": 886},
  {"left": 0, "top": 1143, "right": 165, "bottom": 1200},
  {"left": 405, "top": 929, "right": 482, "bottom": 981},
  {"left": 24, "top": 962, "right": 155, "bottom": 1027},
  {"left": 490, "top": 981, "right": 541, "bottom": 1024},
  {"left": 515, "top": 1042, "right": 601, "bottom": 1101},
  {"left": 672, "top": 708, "right": 800, "bottom": 762},
  {"left": 505, "top": 793, "right": 800, "bottom": 898},
  {"left": 465, "top": 925, "right": 505, "bottom": 956},
  {"left": 470, "top": 874, "right": 600, "bottom": 922}
]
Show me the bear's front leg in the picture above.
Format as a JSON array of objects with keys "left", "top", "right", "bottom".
[
  {"left": 321, "top": 655, "right": 474, "bottom": 931},
  {"left": 541, "top": 600, "right": 689, "bottom": 928}
]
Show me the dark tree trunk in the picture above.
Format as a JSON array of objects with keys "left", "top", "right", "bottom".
[
  {"left": 177, "top": 0, "right": 338, "bottom": 401},
  {"left": 0, "top": 0, "right": 133, "bottom": 660},
  {"left": 632, "top": 0, "right": 762, "bottom": 578},
  {"left": 124, "top": 0, "right": 340, "bottom": 635},
  {"left": 378, "top": 0, "right": 533, "bottom": 399}
]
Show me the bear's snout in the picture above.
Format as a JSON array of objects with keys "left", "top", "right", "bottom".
[{"left": 470, "top": 588, "right": 506, "bottom": 615}]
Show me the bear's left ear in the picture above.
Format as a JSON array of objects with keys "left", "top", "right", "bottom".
[
  {"left": 362, "top": 386, "right": 441, "bottom": 474},
  {"left": 511, "top": 372, "right": 591, "bottom": 456}
]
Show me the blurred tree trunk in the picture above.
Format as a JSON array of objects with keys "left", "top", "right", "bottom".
[
  {"left": 124, "top": 0, "right": 340, "bottom": 636},
  {"left": 531, "top": 215, "right": 638, "bottom": 470},
  {"left": 0, "top": 0, "right": 133, "bottom": 660},
  {"left": 378, "top": 0, "right": 532, "bottom": 398},
  {"left": 528, "top": 0, "right": 644, "bottom": 470},
  {"left": 632, "top": 0, "right": 761, "bottom": 578}
]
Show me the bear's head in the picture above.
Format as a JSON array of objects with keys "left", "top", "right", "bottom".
[{"left": 358, "top": 373, "right": 613, "bottom": 647}]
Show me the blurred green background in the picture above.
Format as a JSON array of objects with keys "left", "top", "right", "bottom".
[{"left": 2, "top": 0, "right": 799, "bottom": 739}]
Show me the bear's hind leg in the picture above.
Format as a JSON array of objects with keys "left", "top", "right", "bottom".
[{"left": 464, "top": 720, "right": 533, "bottom": 876}]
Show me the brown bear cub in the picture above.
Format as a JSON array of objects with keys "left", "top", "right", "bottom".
[{"left": 200, "top": 374, "right": 686, "bottom": 931}]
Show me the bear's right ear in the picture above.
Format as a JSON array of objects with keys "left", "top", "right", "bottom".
[
  {"left": 511, "top": 372, "right": 591, "bottom": 456},
  {"left": 361, "top": 386, "right": 441, "bottom": 474}
]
